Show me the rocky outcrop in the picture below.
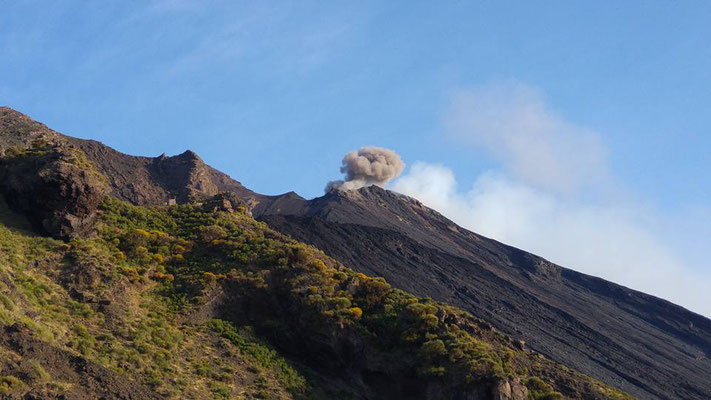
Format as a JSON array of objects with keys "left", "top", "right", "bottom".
[
  {"left": 69, "top": 139, "right": 262, "bottom": 206},
  {"left": 0, "top": 107, "right": 275, "bottom": 237},
  {"left": 492, "top": 378, "right": 529, "bottom": 400},
  {"left": 0, "top": 107, "right": 264, "bottom": 208},
  {"left": 0, "top": 107, "right": 61, "bottom": 152},
  {"left": 0, "top": 144, "right": 108, "bottom": 239}
]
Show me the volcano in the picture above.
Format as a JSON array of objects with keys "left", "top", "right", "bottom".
[{"left": 1, "top": 107, "right": 709, "bottom": 399}]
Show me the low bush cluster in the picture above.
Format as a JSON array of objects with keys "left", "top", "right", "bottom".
[
  {"left": 99, "top": 197, "right": 515, "bottom": 389},
  {"left": 0, "top": 191, "right": 635, "bottom": 399}
]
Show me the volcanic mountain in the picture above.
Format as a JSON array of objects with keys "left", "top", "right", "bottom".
[
  {"left": 257, "top": 186, "right": 711, "bottom": 400},
  {"left": 1, "top": 107, "right": 709, "bottom": 399}
]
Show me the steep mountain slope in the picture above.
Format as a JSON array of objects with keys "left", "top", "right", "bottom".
[
  {"left": 257, "top": 185, "right": 711, "bottom": 400},
  {"left": 0, "top": 189, "right": 635, "bottom": 399},
  {"left": 0, "top": 128, "right": 636, "bottom": 399},
  {"left": 0, "top": 107, "right": 704, "bottom": 399}
]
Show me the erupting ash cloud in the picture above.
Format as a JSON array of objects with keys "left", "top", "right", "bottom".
[{"left": 326, "top": 146, "right": 405, "bottom": 192}]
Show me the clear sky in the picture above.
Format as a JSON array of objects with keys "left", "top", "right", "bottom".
[{"left": 2, "top": 1, "right": 710, "bottom": 315}]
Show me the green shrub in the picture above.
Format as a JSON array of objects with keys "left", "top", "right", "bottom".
[
  {"left": 210, "top": 382, "right": 231, "bottom": 399},
  {"left": 25, "top": 360, "right": 51, "bottom": 383},
  {"left": 209, "top": 320, "right": 308, "bottom": 396},
  {"left": 420, "top": 339, "right": 447, "bottom": 360},
  {"left": 526, "top": 377, "right": 564, "bottom": 400},
  {"left": 0, "top": 292, "right": 14, "bottom": 310},
  {"left": 0, "top": 375, "right": 24, "bottom": 395}
]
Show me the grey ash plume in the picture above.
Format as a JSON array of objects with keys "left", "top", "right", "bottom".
[{"left": 326, "top": 146, "right": 405, "bottom": 192}]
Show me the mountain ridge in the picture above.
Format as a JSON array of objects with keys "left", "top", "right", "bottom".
[
  {"left": 259, "top": 185, "right": 711, "bottom": 399},
  {"left": 1, "top": 107, "right": 709, "bottom": 399},
  {"left": 0, "top": 107, "right": 269, "bottom": 207}
]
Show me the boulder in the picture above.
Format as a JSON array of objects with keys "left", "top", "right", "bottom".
[{"left": 0, "top": 144, "right": 108, "bottom": 239}]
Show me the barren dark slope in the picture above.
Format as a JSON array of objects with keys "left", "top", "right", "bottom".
[{"left": 258, "top": 186, "right": 711, "bottom": 400}]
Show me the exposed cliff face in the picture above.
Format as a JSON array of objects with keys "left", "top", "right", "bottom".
[
  {"left": 0, "top": 143, "right": 109, "bottom": 239},
  {"left": 72, "top": 139, "right": 261, "bottom": 205},
  {"left": 258, "top": 186, "right": 711, "bottom": 400}
]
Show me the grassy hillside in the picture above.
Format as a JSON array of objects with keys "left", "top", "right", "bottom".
[
  {"left": 0, "top": 197, "right": 305, "bottom": 399},
  {"left": 0, "top": 191, "right": 635, "bottom": 399}
]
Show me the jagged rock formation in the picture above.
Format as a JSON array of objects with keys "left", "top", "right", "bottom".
[
  {"left": 0, "top": 107, "right": 262, "bottom": 207},
  {"left": 72, "top": 140, "right": 260, "bottom": 205},
  {"left": 0, "top": 143, "right": 108, "bottom": 239}
]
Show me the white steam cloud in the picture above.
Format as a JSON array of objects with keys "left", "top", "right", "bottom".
[
  {"left": 392, "top": 82, "right": 711, "bottom": 317},
  {"left": 326, "top": 146, "right": 405, "bottom": 192},
  {"left": 445, "top": 82, "right": 609, "bottom": 194}
]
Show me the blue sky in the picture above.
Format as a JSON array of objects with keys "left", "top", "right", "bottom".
[{"left": 2, "top": 1, "right": 711, "bottom": 315}]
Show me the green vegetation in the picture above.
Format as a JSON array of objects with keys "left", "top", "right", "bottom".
[
  {"left": 526, "top": 376, "right": 564, "bottom": 399},
  {"left": 2, "top": 138, "right": 108, "bottom": 185},
  {"left": 210, "top": 319, "right": 308, "bottom": 397},
  {"left": 97, "top": 197, "right": 515, "bottom": 386},
  {"left": 0, "top": 192, "right": 634, "bottom": 398},
  {"left": 0, "top": 375, "right": 24, "bottom": 395},
  {"left": 0, "top": 198, "right": 299, "bottom": 398}
]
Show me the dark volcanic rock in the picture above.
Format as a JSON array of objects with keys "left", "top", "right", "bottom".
[
  {"left": 0, "top": 107, "right": 265, "bottom": 207},
  {"left": 0, "top": 144, "right": 108, "bottom": 239},
  {"left": 72, "top": 139, "right": 260, "bottom": 205},
  {"left": 258, "top": 186, "right": 711, "bottom": 400}
]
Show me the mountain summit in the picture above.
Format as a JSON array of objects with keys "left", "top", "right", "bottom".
[{"left": 259, "top": 185, "right": 711, "bottom": 399}]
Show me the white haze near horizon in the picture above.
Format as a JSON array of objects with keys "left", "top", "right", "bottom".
[{"left": 392, "top": 83, "right": 711, "bottom": 318}]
